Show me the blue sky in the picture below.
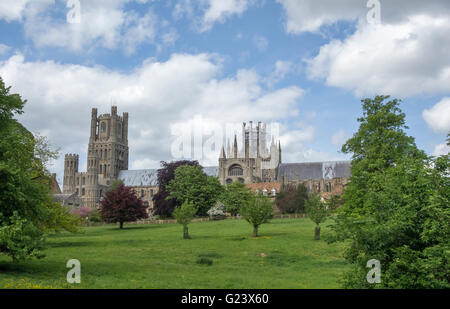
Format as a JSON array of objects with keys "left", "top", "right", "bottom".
[{"left": 0, "top": 0, "right": 449, "bottom": 183}]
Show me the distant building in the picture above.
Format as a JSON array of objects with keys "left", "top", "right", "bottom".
[{"left": 62, "top": 108, "right": 350, "bottom": 211}]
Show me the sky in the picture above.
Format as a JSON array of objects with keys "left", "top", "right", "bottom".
[{"left": 0, "top": 0, "right": 449, "bottom": 185}]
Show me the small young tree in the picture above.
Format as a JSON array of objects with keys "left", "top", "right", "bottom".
[
  {"left": 220, "top": 181, "right": 252, "bottom": 216},
  {"left": 306, "top": 194, "right": 328, "bottom": 240},
  {"left": 100, "top": 184, "right": 148, "bottom": 229},
  {"left": 173, "top": 200, "right": 197, "bottom": 239},
  {"left": 240, "top": 193, "right": 273, "bottom": 237}
]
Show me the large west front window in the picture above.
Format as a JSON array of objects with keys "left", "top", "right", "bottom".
[{"left": 228, "top": 164, "right": 243, "bottom": 176}]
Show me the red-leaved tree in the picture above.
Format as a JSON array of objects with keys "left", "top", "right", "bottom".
[{"left": 100, "top": 184, "right": 148, "bottom": 229}]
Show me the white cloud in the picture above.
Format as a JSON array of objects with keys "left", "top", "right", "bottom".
[
  {"left": 0, "top": 53, "right": 304, "bottom": 180},
  {"left": 0, "top": 44, "right": 12, "bottom": 55},
  {"left": 306, "top": 15, "right": 450, "bottom": 97},
  {"left": 3, "top": 0, "right": 176, "bottom": 54},
  {"left": 276, "top": 0, "right": 363, "bottom": 34},
  {"left": 433, "top": 143, "right": 450, "bottom": 156},
  {"left": 172, "top": 0, "right": 253, "bottom": 32},
  {"left": 266, "top": 60, "right": 292, "bottom": 87},
  {"left": 201, "top": 0, "right": 251, "bottom": 32},
  {"left": 0, "top": 0, "right": 38, "bottom": 22},
  {"left": 277, "top": 0, "right": 450, "bottom": 34},
  {"left": 331, "top": 130, "right": 347, "bottom": 147},
  {"left": 423, "top": 98, "right": 450, "bottom": 134}
]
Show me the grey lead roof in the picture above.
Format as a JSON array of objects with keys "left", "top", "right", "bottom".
[
  {"left": 117, "top": 166, "right": 220, "bottom": 187},
  {"left": 202, "top": 166, "right": 219, "bottom": 177},
  {"left": 117, "top": 169, "right": 158, "bottom": 187},
  {"left": 277, "top": 161, "right": 351, "bottom": 181}
]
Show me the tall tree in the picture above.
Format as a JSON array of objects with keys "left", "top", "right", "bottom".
[
  {"left": 0, "top": 77, "right": 80, "bottom": 262},
  {"left": 100, "top": 184, "right": 148, "bottom": 229},
  {"left": 166, "top": 165, "right": 224, "bottom": 216},
  {"left": 329, "top": 96, "right": 449, "bottom": 288},
  {"left": 152, "top": 160, "right": 200, "bottom": 218}
]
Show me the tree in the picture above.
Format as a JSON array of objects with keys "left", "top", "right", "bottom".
[
  {"left": 240, "top": 193, "right": 273, "bottom": 237},
  {"left": 275, "top": 183, "right": 309, "bottom": 214},
  {"left": 173, "top": 200, "right": 197, "bottom": 239},
  {"left": 220, "top": 181, "right": 252, "bottom": 216},
  {"left": 329, "top": 95, "right": 449, "bottom": 288},
  {"left": 100, "top": 184, "right": 148, "bottom": 229},
  {"left": 153, "top": 160, "right": 200, "bottom": 218},
  {"left": 305, "top": 193, "right": 328, "bottom": 240},
  {"left": 166, "top": 165, "right": 224, "bottom": 216},
  {"left": 325, "top": 194, "right": 344, "bottom": 213},
  {"left": 0, "top": 76, "right": 80, "bottom": 262}
]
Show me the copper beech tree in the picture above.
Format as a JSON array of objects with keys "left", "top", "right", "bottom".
[{"left": 100, "top": 184, "right": 148, "bottom": 229}]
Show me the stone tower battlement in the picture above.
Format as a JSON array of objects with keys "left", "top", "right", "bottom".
[{"left": 63, "top": 106, "right": 129, "bottom": 208}]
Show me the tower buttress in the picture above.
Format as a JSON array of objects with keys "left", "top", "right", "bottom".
[
  {"left": 90, "top": 108, "right": 97, "bottom": 142},
  {"left": 63, "top": 154, "right": 79, "bottom": 194}
]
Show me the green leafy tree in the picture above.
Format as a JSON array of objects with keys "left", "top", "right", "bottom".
[
  {"left": 0, "top": 76, "right": 80, "bottom": 262},
  {"left": 275, "top": 183, "right": 309, "bottom": 214},
  {"left": 220, "top": 181, "right": 252, "bottom": 216},
  {"left": 240, "top": 193, "right": 273, "bottom": 237},
  {"left": 167, "top": 165, "right": 224, "bottom": 216},
  {"left": 325, "top": 194, "right": 344, "bottom": 214},
  {"left": 305, "top": 193, "right": 328, "bottom": 240},
  {"left": 329, "top": 95, "right": 449, "bottom": 288},
  {"left": 173, "top": 200, "right": 197, "bottom": 239}
]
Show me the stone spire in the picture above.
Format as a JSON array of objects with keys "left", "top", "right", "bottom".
[{"left": 233, "top": 134, "right": 238, "bottom": 158}]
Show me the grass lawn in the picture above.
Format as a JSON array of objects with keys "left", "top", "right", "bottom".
[{"left": 0, "top": 217, "right": 350, "bottom": 289}]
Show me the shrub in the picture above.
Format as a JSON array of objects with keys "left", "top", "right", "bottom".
[{"left": 207, "top": 202, "right": 226, "bottom": 220}]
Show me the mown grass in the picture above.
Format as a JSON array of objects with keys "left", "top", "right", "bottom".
[{"left": 0, "top": 218, "right": 350, "bottom": 289}]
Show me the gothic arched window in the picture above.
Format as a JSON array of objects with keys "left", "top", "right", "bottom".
[
  {"left": 228, "top": 164, "right": 243, "bottom": 176},
  {"left": 101, "top": 122, "right": 106, "bottom": 133}
]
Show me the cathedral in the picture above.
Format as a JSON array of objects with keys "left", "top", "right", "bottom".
[
  {"left": 62, "top": 106, "right": 351, "bottom": 210},
  {"left": 218, "top": 121, "right": 281, "bottom": 185}
]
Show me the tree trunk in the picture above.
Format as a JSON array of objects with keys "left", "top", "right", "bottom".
[
  {"left": 183, "top": 225, "right": 190, "bottom": 239},
  {"left": 314, "top": 226, "right": 320, "bottom": 240},
  {"left": 120, "top": 221, "right": 124, "bottom": 229},
  {"left": 253, "top": 225, "right": 259, "bottom": 237}
]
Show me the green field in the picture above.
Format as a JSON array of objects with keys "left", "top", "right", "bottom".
[{"left": 0, "top": 218, "right": 350, "bottom": 289}]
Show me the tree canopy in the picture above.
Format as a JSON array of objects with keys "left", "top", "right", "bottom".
[
  {"left": 100, "top": 184, "right": 148, "bottom": 229},
  {"left": 329, "top": 95, "right": 449, "bottom": 288},
  {"left": 152, "top": 160, "right": 200, "bottom": 218},
  {"left": 0, "top": 76, "right": 80, "bottom": 262},
  {"left": 275, "top": 183, "right": 309, "bottom": 214},
  {"left": 240, "top": 193, "right": 273, "bottom": 237},
  {"left": 166, "top": 165, "right": 224, "bottom": 216},
  {"left": 220, "top": 181, "right": 252, "bottom": 216}
]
